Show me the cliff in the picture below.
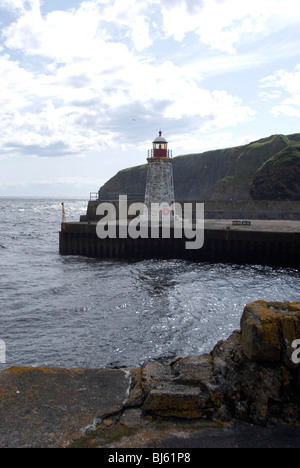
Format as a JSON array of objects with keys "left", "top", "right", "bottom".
[{"left": 99, "top": 133, "right": 300, "bottom": 201}]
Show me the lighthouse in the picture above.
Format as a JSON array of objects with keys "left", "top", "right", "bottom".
[{"left": 144, "top": 131, "right": 175, "bottom": 216}]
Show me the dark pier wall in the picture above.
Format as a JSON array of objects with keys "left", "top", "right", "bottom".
[{"left": 59, "top": 222, "right": 300, "bottom": 268}]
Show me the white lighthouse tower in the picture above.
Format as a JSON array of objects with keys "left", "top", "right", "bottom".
[{"left": 144, "top": 131, "right": 175, "bottom": 217}]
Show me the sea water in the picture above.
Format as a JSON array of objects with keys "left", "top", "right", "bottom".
[{"left": 0, "top": 197, "right": 299, "bottom": 370}]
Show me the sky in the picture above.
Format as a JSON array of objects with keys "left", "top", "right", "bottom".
[{"left": 1, "top": 0, "right": 300, "bottom": 197}]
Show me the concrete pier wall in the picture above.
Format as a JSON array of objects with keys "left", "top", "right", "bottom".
[{"left": 59, "top": 221, "right": 300, "bottom": 268}]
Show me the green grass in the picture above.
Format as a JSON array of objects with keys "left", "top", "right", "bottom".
[{"left": 260, "top": 145, "right": 300, "bottom": 169}]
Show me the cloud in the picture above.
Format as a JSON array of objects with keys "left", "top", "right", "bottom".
[
  {"left": 2, "top": 0, "right": 155, "bottom": 60},
  {"left": 0, "top": 0, "right": 298, "bottom": 165},
  {"left": 160, "top": 0, "right": 300, "bottom": 54},
  {"left": 0, "top": 0, "right": 258, "bottom": 160},
  {"left": 104, "top": 0, "right": 154, "bottom": 50},
  {"left": 271, "top": 105, "right": 300, "bottom": 118},
  {"left": 261, "top": 65, "right": 300, "bottom": 95},
  {"left": 171, "top": 131, "right": 260, "bottom": 153},
  {"left": 260, "top": 64, "right": 300, "bottom": 117},
  {"left": 3, "top": 0, "right": 300, "bottom": 59},
  {"left": 3, "top": 141, "right": 77, "bottom": 157},
  {"left": 0, "top": 0, "right": 28, "bottom": 12},
  {"left": 3, "top": 3, "right": 103, "bottom": 61}
]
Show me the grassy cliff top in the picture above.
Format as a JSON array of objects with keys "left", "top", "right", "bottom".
[{"left": 259, "top": 144, "right": 300, "bottom": 169}]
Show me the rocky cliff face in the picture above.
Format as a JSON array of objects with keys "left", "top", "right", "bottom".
[
  {"left": 99, "top": 164, "right": 147, "bottom": 200},
  {"left": 99, "top": 133, "right": 300, "bottom": 201}
]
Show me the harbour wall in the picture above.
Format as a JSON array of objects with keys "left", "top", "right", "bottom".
[{"left": 59, "top": 221, "right": 300, "bottom": 268}]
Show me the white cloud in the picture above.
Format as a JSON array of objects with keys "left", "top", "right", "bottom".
[
  {"left": 169, "top": 131, "right": 260, "bottom": 153},
  {"left": 260, "top": 64, "right": 300, "bottom": 117},
  {"left": 261, "top": 65, "right": 300, "bottom": 95},
  {"left": 271, "top": 104, "right": 300, "bottom": 118},
  {"left": 259, "top": 91, "right": 282, "bottom": 101},
  {"left": 0, "top": 0, "right": 258, "bottom": 160},
  {"left": 2, "top": 0, "right": 155, "bottom": 60},
  {"left": 163, "top": 86, "right": 255, "bottom": 130},
  {"left": 0, "top": 0, "right": 25, "bottom": 12},
  {"left": 0, "top": 55, "right": 118, "bottom": 157},
  {"left": 160, "top": 0, "right": 300, "bottom": 53},
  {"left": 0, "top": 0, "right": 298, "bottom": 176},
  {"left": 104, "top": 0, "right": 154, "bottom": 50},
  {"left": 3, "top": 2, "right": 104, "bottom": 61}
]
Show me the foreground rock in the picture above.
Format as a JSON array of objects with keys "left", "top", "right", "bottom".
[
  {"left": 0, "top": 301, "right": 300, "bottom": 448},
  {"left": 141, "top": 301, "right": 300, "bottom": 425},
  {"left": 0, "top": 367, "right": 133, "bottom": 448}
]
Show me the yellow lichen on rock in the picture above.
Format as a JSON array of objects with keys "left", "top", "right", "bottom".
[{"left": 241, "top": 300, "right": 300, "bottom": 363}]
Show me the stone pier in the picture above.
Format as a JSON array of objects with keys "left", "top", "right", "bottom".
[{"left": 59, "top": 218, "right": 300, "bottom": 268}]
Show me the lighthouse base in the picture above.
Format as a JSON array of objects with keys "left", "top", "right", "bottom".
[{"left": 144, "top": 158, "right": 175, "bottom": 209}]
